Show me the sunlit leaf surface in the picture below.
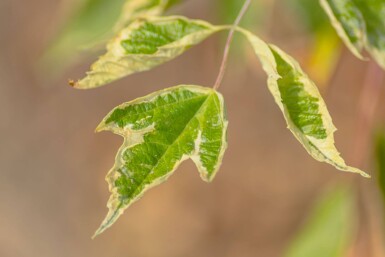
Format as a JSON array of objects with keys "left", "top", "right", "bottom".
[
  {"left": 284, "top": 186, "right": 356, "bottom": 257},
  {"left": 239, "top": 28, "right": 369, "bottom": 177},
  {"left": 94, "top": 85, "right": 228, "bottom": 236},
  {"left": 73, "top": 16, "right": 222, "bottom": 89},
  {"left": 321, "top": 0, "right": 385, "bottom": 69}
]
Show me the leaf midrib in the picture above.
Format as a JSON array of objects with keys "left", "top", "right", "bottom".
[
  {"left": 127, "top": 92, "right": 215, "bottom": 199},
  {"left": 108, "top": 93, "right": 208, "bottom": 127},
  {"left": 100, "top": 92, "right": 215, "bottom": 234}
]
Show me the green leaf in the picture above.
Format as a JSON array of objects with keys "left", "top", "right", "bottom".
[
  {"left": 320, "top": 0, "right": 385, "bottom": 69},
  {"left": 43, "top": 0, "right": 176, "bottom": 71},
  {"left": 284, "top": 186, "right": 356, "bottom": 257},
  {"left": 94, "top": 85, "right": 228, "bottom": 236},
  {"left": 238, "top": 28, "right": 369, "bottom": 177},
  {"left": 72, "top": 16, "right": 222, "bottom": 89}
]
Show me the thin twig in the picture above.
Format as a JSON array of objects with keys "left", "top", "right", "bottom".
[{"left": 213, "top": 0, "right": 251, "bottom": 90}]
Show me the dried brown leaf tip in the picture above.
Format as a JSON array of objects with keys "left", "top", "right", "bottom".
[{"left": 68, "top": 79, "right": 76, "bottom": 87}]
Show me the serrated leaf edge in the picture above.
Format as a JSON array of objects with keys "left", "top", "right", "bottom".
[
  {"left": 93, "top": 85, "right": 228, "bottom": 237},
  {"left": 237, "top": 27, "right": 369, "bottom": 178},
  {"left": 73, "top": 16, "right": 226, "bottom": 89}
]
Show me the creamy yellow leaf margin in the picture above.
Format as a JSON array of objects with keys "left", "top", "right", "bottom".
[
  {"left": 320, "top": 0, "right": 385, "bottom": 69},
  {"left": 94, "top": 85, "right": 228, "bottom": 236},
  {"left": 238, "top": 28, "right": 369, "bottom": 177},
  {"left": 320, "top": 0, "right": 366, "bottom": 61},
  {"left": 72, "top": 16, "right": 224, "bottom": 89}
]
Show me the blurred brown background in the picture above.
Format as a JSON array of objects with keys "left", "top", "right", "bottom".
[{"left": 1, "top": 0, "right": 384, "bottom": 256}]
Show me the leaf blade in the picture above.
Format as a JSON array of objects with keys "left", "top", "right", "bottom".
[
  {"left": 320, "top": 0, "right": 385, "bottom": 69},
  {"left": 239, "top": 28, "right": 369, "bottom": 177},
  {"left": 73, "top": 16, "right": 222, "bottom": 89},
  {"left": 94, "top": 85, "right": 228, "bottom": 236}
]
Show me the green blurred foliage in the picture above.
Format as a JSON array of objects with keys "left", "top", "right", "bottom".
[
  {"left": 41, "top": 0, "right": 181, "bottom": 75},
  {"left": 287, "top": 0, "right": 329, "bottom": 32},
  {"left": 42, "top": 0, "right": 126, "bottom": 70},
  {"left": 218, "top": 0, "right": 263, "bottom": 28},
  {"left": 284, "top": 186, "right": 356, "bottom": 257},
  {"left": 165, "top": 0, "right": 181, "bottom": 10},
  {"left": 376, "top": 131, "right": 385, "bottom": 208},
  {"left": 287, "top": 0, "right": 341, "bottom": 86}
]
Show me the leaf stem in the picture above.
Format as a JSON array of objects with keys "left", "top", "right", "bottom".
[{"left": 213, "top": 0, "right": 251, "bottom": 90}]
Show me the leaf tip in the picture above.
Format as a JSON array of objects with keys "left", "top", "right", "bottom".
[
  {"left": 68, "top": 79, "right": 75, "bottom": 87},
  {"left": 200, "top": 173, "right": 213, "bottom": 183},
  {"left": 92, "top": 206, "right": 123, "bottom": 238},
  {"left": 360, "top": 171, "right": 371, "bottom": 179},
  {"left": 92, "top": 224, "right": 108, "bottom": 239},
  {"left": 68, "top": 79, "right": 82, "bottom": 88},
  {"left": 346, "top": 166, "right": 371, "bottom": 178},
  {"left": 68, "top": 79, "right": 89, "bottom": 89},
  {"left": 91, "top": 231, "right": 100, "bottom": 240},
  {"left": 95, "top": 122, "right": 107, "bottom": 133}
]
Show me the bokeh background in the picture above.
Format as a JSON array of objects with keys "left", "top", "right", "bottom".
[{"left": 1, "top": 0, "right": 385, "bottom": 256}]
